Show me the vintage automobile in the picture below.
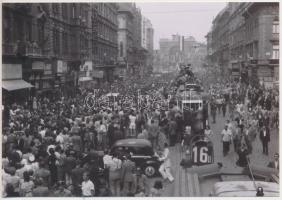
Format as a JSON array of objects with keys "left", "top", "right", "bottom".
[{"left": 110, "top": 139, "right": 162, "bottom": 177}]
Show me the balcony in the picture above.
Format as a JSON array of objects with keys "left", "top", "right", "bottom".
[
  {"left": 25, "top": 45, "right": 43, "bottom": 57},
  {"left": 3, "top": 42, "right": 46, "bottom": 58}
]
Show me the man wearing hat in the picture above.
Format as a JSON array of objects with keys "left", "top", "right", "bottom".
[{"left": 268, "top": 153, "right": 279, "bottom": 171}]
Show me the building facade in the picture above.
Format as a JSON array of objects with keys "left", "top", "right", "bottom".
[
  {"left": 95, "top": 3, "right": 119, "bottom": 83},
  {"left": 2, "top": 3, "right": 155, "bottom": 103},
  {"left": 117, "top": 3, "right": 135, "bottom": 78},
  {"left": 2, "top": 3, "right": 120, "bottom": 102},
  {"left": 207, "top": 2, "right": 279, "bottom": 87},
  {"left": 141, "top": 16, "right": 154, "bottom": 75}
]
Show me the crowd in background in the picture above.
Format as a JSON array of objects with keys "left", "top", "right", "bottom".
[
  {"left": 2, "top": 69, "right": 279, "bottom": 197},
  {"left": 2, "top": 72, "right": 183, "bottom": 197}
]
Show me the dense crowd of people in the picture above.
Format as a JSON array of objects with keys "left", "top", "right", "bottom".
[
  {"left": 2, "top": 68, "right": 279, "bottom": 197},
  {"left": 2, "top": 73, "right": 182, "bottom": 197}
]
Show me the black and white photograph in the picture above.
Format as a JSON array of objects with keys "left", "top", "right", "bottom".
[{"left": 1, "top": 1, "right": 280, "bottom": 197}]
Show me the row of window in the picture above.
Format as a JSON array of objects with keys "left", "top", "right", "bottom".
[
  {"left": 97, "top": 3, "right": 118, "bottom": 26},
  {"left": 97, "top": 22, "right": 117, "bottom": 44}
]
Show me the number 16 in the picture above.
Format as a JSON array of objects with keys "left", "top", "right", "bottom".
[{"left": 193, "top": 146, "right": 208, "bottom": 163}]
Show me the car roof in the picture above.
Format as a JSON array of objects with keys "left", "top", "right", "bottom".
[
  {"left": 213, "top": 181, "right": 279, "bottom": 197},
  {"left": 113, "top": 139, "right": 152, "bottom": 147}
]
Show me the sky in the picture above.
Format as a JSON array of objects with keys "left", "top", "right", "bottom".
[{"left": 137, "top": 2, "right": 226, "bottom": 49}]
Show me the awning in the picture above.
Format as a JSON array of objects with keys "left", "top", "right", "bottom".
[
  {"left": 2, "top": 79, "right": 34, "bottom": 91},
  {"left": 78, "top": 77, "right": 93, "bottom": 82}
]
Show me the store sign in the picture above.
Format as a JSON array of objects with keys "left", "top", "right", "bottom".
[
  {"left": 2, "top": 64, "right": 22, "bottom": 80},
  {"left": 44, "top": 64, "right": 52, "bottom": 75},
  {"left": 32, "top": 61, "right": 44, "bottom": 70}
]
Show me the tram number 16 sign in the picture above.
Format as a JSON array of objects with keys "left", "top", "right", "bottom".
[{"left": 190, "top": 136, "right": 214, "bottom": 166}]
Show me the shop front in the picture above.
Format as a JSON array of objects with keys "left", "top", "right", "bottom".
[
  {"left": 91, "top": 69, "right": 104, "bottom": 88},
  {"left": 257, "top": 65, "right": 275, "bottom": 89},
  {"left": 2, "top": 63, "right": 34, "bottom": 105}
]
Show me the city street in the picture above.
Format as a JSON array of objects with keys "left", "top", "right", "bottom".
[
  {"left": 2, "top": 2, "right": 279, "bottom": 198},
  {"left": 146, "top": 107, "right": 279, "bottom": 197}
]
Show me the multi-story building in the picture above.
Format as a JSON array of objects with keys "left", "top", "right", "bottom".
[
  {"left": 2, "top": 3, "right": 121, "bottom": 103},
  {"left": 94, "top": 3, "right": 119, "bottom": 83},
  {"left": 158, "top": 34, "right": 206, "bottom": 72},
  {"left": 132, "top": 5, "right": 147, "bottom": 78},
  {"left": 207, "top": 2, "right": 279, "bottom": 87},
  {"left": 141, "top": 16, "right": 154, "bottom": 75},
  {"left": 242, "top": 2, "right": 279, "bottom": 87},
  {"left": 117, "top": 3, "right": 135, "bottom": 78},
  {"left": 2, "top": 3, "right": 94, "bottom": 99}
]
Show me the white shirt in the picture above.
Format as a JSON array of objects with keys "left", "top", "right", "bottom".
[
  {"left": 56, "top": 133, "right": 64, "bottom": 144},
  {"left": 39, "top": 129, "right": 46, "bottom": 138},
  {"left": 222, "top": 129, "right": 232, "bottom": 142},
  {"left": 99, "top": 124, "right": 107, "bottom": 133},
  {"left": 103, "top": 154, "right": 112, "bottom": 168},
  {"left": 108, "top": 157, "right": 122, "bottom": 171},
  {"left": 82, "top": 180, "right": 95, "bottom": 196},
  {"left": 204, "top": 129, "right": 213, "bottom": 135},
  {"left": 159, "top": 148, "right": 171, "bottom": 167},
  {"left": 129, "top": 115, "right": 136, "bottom": 125}
]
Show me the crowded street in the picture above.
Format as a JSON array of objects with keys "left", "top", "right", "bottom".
[{"left": 2, "top": 2, "right": 279, "bottom": 198}]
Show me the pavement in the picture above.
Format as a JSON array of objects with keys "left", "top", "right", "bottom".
[
  {"left": 209, "top": 107, "right": 279, "bottom": 171},
  {"left": 147, "top": 106, "right": 279, "bottom": 196}
]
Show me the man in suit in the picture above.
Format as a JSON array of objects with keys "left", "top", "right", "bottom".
[
  {"left": 268, "top": 153, "right": 279, "bottom": 171},
  {"left": 148, "top": 120, "right": 159, "bottom": 149},
  {"left": 259, "top": 126, "right": 270, "bottom": 155},
  {"left": 121, "top": 154, "right": 136, "bottom": 196}
]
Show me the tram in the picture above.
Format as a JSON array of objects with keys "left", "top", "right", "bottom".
[{"left": 169, "top": 65, "right": 208, "bottom": 135}]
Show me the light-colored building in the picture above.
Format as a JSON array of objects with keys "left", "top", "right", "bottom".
[{"left": 207, "top": 2, "right": 279, "bottom": 87}]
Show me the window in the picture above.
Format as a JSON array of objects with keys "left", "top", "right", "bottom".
[
  {"left": 62, "top": 32, "right": 68, "bottom": 55},
  {"left": 3, "top": 11, "right": 11, "bottom": 42},
  {"left": 62, "top": 4, "right": 68, "bottom": 20},
  {"left": 273, "top": 23, "right": 279, "bottom": 34},
  {"left": 38, "top": 21, "right": 44, "bottom": 45},
  {"left": 120, "top": 42, "right": 123, "bottom": 57},
  {"left": 273, "top": 16, "right": 279, "bottom": 34},
  {"left": 53, "top": 29, "right": 60, "bottom": 55},
  {"left": 14, "top": 16, "right": 23, "bottom": 41},
  {"left": 72, "top": 4, "right": 76, "bottom": 18},
  {"left": 272, "top": 44, "right": 279, "bottom": 59},
  {"left": 52, "top": 4, "right": 59, "bottom": 16},
  {"left": 26, "top": 21, "right": 32, "bottom": 42}
]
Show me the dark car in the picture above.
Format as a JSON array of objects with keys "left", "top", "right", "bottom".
[{"left": 110, "top": 139, "right": 161, "bottom": 177}]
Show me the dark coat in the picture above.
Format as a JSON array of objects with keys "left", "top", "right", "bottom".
[
  {"left": 268, "top": 161, "right": 279, "bottom": 170},
  {"left": 259, "top": 128, "right": 270, "bottom": 143},
  {"left": 121, "top": 159, "right": 136, "bottom": 183}
]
